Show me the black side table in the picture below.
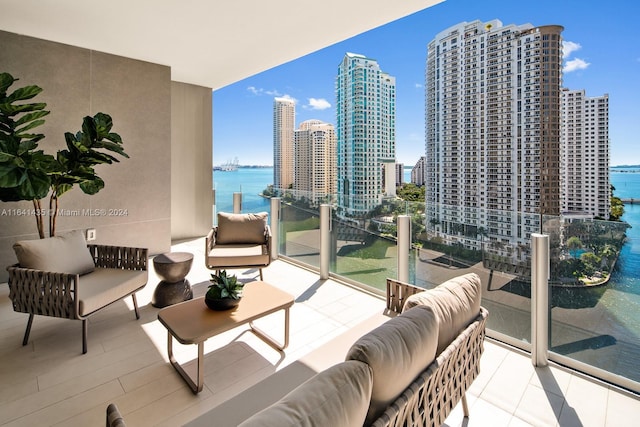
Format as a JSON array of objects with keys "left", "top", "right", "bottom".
[{"left": 152, "top": 252, "right": 194, "bottom": 308}]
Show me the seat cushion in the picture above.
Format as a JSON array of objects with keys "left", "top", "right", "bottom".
[
  {"left": 238, "top": 360, "right": 373, "bottom": 427},
  {"left": 402, "top": 272, "right": 481, "bottom": 354},
  {"left": 207, "top": 244, "right": 269, "bottom": 268},
  {"left": 345, "top": 305, "right": 438, "bottom": 426},
  {"left": 78, "top": 267, "right": 147, "bottom": 316},
  {"left": 216, "top": 212, "right": 268, "bottom": 244},
  {"left": 13, "top": 229, "right": 95, "bottom": 275}
]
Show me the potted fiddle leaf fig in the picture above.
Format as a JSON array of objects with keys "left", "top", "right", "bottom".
[
  {"left": 205, "top": 270, "right": 244, "bottom": 310},
  {"left": 0, "top": 72, "right": 55, "bottom": 238},
  {"left": 47, "top": 112, "right": 129, "bottom": 236},
  {"left": 0, "top": 71, "right": 129, "bottom": 238}
]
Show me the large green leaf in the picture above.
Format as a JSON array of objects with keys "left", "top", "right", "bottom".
[
  {"left": 15, "top": 110, "right": 49, "bottom": 127},
  {"left": 79, "top": 177, "right": 104, "bottom": 195},
  {"left": 0, "top": 163, "right": 23, "bottom": 188},
  {"left": 0, "top": 101, "right": 47, "bottom": 116},
  {"left": 5, "top": 84, "right": 44, "bottom": 103},
  {"left": 0, "top": 73, "right": 18, "bottom": 96}
]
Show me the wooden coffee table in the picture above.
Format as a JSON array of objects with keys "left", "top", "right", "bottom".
[{"left": 157, "top": 281, "right": 294, "bottom": 393}]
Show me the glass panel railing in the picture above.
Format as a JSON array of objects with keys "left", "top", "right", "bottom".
[
  {"left": 547, "top": 214, "right": 638, "bottom": 384},
  {"left": 412, "top": 204, "right": 534, "bottom": 345},
  {"left": 265, "top": 188, "right": 638, "bottom": 390},
  {"left": 331, "top": 215, "right": 399, "bottom": 291},
  {"left": 279, "top": 198, "right": 321, "bottom": 269}
]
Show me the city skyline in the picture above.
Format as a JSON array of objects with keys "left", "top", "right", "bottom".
[{"left": 213, "top": 0, "right": 640, "bottom": 167}]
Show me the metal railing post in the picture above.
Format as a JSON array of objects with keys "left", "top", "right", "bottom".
[
  {"left": 531, "top": 233, "right": 549, "bottom": 367},
  {"left": 233, "top": 192, "right": 242, "bottom": 213},
  {"left": 320, "top": 204, "right": 331, "bottom": 280},
  {"left": 270, "top": 197, "right": 280, "bottom": 261},
  {"left": 397, "top": 215, "right": 411, "bottom": 283}
]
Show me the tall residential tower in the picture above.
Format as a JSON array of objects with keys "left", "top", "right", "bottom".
[
  {"left": 294, "top": 119, "right": 337, "bottom": 204},
  {"left": 425, "top": 20, "right": 563, "bottom": 256},
  {"left": 273, "top": 97, "right": 295, "bottom": 190},
  {"left": 336, "top": 52, "right": 396, "bottom": 216},
  {"left": 561, "top": 89, "right": 610, "bottom": 219}
]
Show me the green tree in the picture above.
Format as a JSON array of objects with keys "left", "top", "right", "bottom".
[
  {"left": 397, "top": 183, "right": 425, "bottom": 201},
  {"left": 566, "top": 236, "right": 583, "bottom": 257},
  {"left": 610, "top": 184, "right": 625, "bottom": 221}
]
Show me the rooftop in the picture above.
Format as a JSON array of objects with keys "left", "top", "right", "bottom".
[{"left": 1, "top": 238, "right": 638, "bottom": 426}]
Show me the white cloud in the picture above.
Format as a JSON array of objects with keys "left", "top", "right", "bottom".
[
  {"left": 306, "top": 98, "right": 331, "bottom": 110},
  {"left": 564, "top": 58, "right": 590, "bottom": 73},
  {"left": 563, "top": 41, "right": 581, "bottom": 59},
  {"left": 415, "top": 83, "right": 423, "bottom": 89},
  {"left": 247, "top": 86, "right": 284, "bottom": 97}
]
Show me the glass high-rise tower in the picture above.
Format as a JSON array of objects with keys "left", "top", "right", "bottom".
[{"left": 336, "top": 52, "right": 396, "bottom": 217}]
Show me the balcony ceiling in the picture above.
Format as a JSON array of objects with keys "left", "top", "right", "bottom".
[{"left": 0, "top": 0, "right": 443, "bottom": 90}]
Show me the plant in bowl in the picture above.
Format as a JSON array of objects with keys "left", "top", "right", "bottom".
[{"left": 205, "top": 270, "right": 244, "bottom": 310}]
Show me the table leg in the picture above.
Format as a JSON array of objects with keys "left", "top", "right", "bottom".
[
  {"left": 249, "top": 306, "right": 290, "bottom": 351},
  {"left": 167, "top": 330, "right": 204, "bottom": 394}
]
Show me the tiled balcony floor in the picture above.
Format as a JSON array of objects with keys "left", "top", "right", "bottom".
[{"left": 1, "top": 237, "right": 638, "bottom": 426}]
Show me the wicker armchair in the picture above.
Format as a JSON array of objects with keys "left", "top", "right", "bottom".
[
  {"left": 7, "top": 231, "right": 148, "bottom": 354},
  {"left": 205, "top": 212, "right": 271, "bottom": 280}
]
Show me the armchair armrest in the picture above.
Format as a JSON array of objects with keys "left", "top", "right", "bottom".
[
  {"left": 88, "top": 245, "right": 148, "bottom": 271},
  {"left": 6, "top": 265, "right": 79, "bottom": 319},
  {"left": 386, "top": 278, "right": 424, "bottom": 314},
  {"left": 206, "top": 228, "right": 217, "bottom": 253}
]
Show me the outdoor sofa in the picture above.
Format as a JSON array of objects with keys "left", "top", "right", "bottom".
[{"left": 187, "top": 272, "right": 488, "bottom": 426}]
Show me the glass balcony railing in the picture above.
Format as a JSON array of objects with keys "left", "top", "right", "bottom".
[{"left": 213, "top": 188, "right": 639, "bottom": 393}]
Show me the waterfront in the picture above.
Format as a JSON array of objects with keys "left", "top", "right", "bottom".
[{"left": 213, "top": 166, "right": 640, "bottom": 381}]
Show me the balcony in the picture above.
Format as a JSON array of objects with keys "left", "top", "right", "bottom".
[{"left": 1, "top": 236, "right": 638, "bottom": 426}]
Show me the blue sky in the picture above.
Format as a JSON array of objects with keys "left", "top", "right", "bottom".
[{"left": 213, "top": 0, "right": 640, "bottom": 167}]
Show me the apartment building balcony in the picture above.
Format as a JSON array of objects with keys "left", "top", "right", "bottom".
[{"left": 1, "top": 235, "right": 638, "bottom": 426}]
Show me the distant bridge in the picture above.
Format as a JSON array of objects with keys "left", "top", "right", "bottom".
[{"left": 620, "top": 198, "right": 640, "bottom": 204}]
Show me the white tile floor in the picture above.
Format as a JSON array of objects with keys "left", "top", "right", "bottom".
[{"left": 0, "top": 237, "right": 638, "bottom": 426}]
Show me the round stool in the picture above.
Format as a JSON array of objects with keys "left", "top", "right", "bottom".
[{"left": 152, "top": 252, "right": 194, "bottom": 308}]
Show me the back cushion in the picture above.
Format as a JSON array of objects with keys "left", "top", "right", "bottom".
[
  {"left": 216, "top": 212, "right": 268, "bottom": 244},
  {"left": 403, "top": 272, "right": 481, "bottom": 355},
  {"left": 238, "top": 360, "right": 373, "bottom": 427},
  {"left": 13, "top": 229, "right": 95, "bottom": 275},
  {"left": 345, "top": 305, "right": 438, "bottom": 426}
]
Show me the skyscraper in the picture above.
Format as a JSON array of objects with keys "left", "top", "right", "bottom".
[
  {"left": 561, "top": 89, "right": 610, "bottom": 219},
  {"left": 411, "top": 156, "right": 426, "bottom": 186},
  {"left": 336, "top": 52, "right": 396, "bottom": 216},
  {"left": 294, "top": 119, "right": 337, "bottom": 204},
  {"left": 425, "top": 20, "right": 563, "bottom": 255},
  {"left": 273, "top": 97, "right": 295, "bottom": 190}
]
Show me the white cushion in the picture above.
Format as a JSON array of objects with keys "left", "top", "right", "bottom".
[
  {"left": 238, "top": 360, "right": 373, "bottom": 427},
  {"left": 13, "top": 230, "right": 95, "bottom": 275},
  {"left": 402, "top": 272, "right": 482, "bottom": 354},
  {"left": 216, "top": 212, "right": 268, "bottom": 244},
  {"left": 346, "top": 305, "right": 439, "bottom": 425}
]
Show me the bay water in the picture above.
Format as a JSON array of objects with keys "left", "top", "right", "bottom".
[{"left": 213, "top": 166, "right": 640, "bottom": 350}]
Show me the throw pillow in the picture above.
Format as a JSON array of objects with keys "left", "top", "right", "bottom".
[
  {"left": 345, "top": 305, "right": 438, "bottom": 426},
  {"left": 402, "top": 272, "right": 482, "bottom": 354},
  {"left": 216, "top": 212, "right": 268, "bottom": 245},
  {"left": 238, "top": 360, "right": 373, "bottom": 427},
  {"left": 13, "top": 229, "right": 95, "bottom": 275}
]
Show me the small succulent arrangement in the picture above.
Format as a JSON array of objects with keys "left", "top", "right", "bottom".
[{"left": 205, "top": 271, "right": 244, "bottom": 310}]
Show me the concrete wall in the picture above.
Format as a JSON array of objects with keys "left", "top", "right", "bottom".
[
  {"left": 171, "top": 82, "right": 213, "bottom": 239},
  {"left": 0, "top": 30, "right": 184, "bottom": 281}
]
